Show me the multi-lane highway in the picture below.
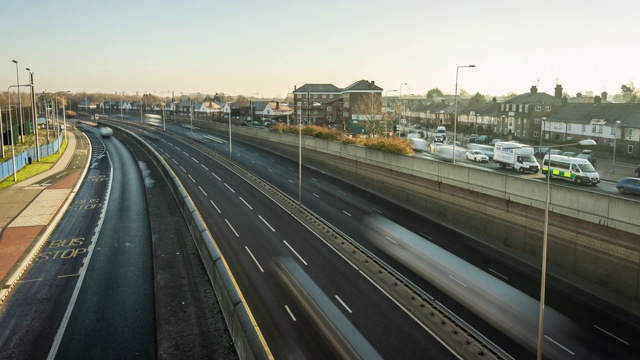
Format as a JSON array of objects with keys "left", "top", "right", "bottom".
[{"left": 111, "top": 117, "right": 639, "bottom": 359}]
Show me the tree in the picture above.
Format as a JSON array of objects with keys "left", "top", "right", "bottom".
[
  {"left": 458, "top": 89, "right": 470, "bottom": 97},
  {"left": 468, "top": 92, "right": 487, "bottom": 107},
  {"left": 351, "top": 92, "right": 394, "bottom": 136},
  {"left": 235, "top": 95, "right": 249, "bottom": 107},
  {"left": 503, "top": 91, "right": 519, "bottom": 100},
  {"left": 426, "top": 88, "right": 444, "bottom": 101},
  {"left": 620, "top": 82, "right": 640, "bottom": 103}
]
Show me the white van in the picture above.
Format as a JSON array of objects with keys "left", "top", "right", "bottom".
[
  {"left": 436, "top": 126, "right": 447, "bottom": 139},
  {"left": 542, "top": 155, "right": 600, "bottom": 185}
]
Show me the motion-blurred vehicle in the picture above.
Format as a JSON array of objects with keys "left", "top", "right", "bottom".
[
  {"left": 474, "top": 135, "right": 492, "bottom": 144},
  {"left": 465, "top": 149, "right": 489, "bottom": 162},
  {"left": 616, "top": 177, "right": 640, "bottom": 195},
  {"left": 468, "top": 134, "right": 479, "bottom": 142},
  {"left": 99, "top": 127, "right": 113, "bottom": 137},
  {"left": 635, "top": 164, "right": 640, "bottom": 177}
]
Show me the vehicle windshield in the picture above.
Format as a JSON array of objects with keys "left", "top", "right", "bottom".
[
  {"left": 522, "top": 155, "right": 537, "bottom": 163},
  {"left": 578, "top": 163, "right": 596, "bottom": 172}
]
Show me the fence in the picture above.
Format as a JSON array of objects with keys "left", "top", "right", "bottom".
[{"left": 0, "top": 134, "right": 63, "bottom": 182}]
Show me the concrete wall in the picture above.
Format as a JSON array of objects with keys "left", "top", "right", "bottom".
[{"left": 195, "top": 119, "right": 640, "bottom": 302}]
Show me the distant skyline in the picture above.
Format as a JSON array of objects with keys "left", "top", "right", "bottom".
[{"left": 2, "top": 0, "right": 638, "bottom": 100}]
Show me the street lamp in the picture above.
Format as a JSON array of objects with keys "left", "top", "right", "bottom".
[
  {"left": 453, "top": 65, "right": 476, "bottom": 164},
  {"left": 7, "top": 84, "right": 32, "bottom": 181},
  {"left": 249, "top": 93, "right": 260, "bottom": 123},
  {"left": 120, "top": 91, "right": 124, "bottom": 121},
  {"left": 181, "top": 92, "right": 201, "bottom": 135},
  {"left": 537, "top": 138, "right": 596, "bottom": 360},
  {"left": 12, "top": 60, "right": 25, "bottom": 142},
  {"left": 26, "top": 68, "right": 41, "bottom": 161},
  {"left": 612, "top": 120, "right": 621, "bottom": 174}
]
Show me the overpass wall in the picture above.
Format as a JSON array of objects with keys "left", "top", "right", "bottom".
[{"left": 202, "top": 121, "right": 640, "bottom": 301}]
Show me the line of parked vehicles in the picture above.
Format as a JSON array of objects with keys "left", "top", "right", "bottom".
[{"left": 407, "top": 125, "right": 639, "bottom": 194}]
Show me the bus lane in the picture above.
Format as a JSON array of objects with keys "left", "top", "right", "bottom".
[{"left": 0, "top": 136, "right": 111, "bottom": 360}]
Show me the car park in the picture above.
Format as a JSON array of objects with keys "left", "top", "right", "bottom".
[
  {"left": 616, "top": 177, "right": 640, "bottom": 195},
  {"left": 466, "top": 149, "right": 489, "bottom": 162}
]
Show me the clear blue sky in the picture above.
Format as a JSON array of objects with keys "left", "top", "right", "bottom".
[{"left": 2, "top": 0, "right": 637, "bottom": 99}]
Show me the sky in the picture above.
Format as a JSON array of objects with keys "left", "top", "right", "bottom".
[{"left": 1, "top": 0, "right": 638, "bottom": 100}]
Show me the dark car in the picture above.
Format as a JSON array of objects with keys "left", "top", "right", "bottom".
[
  {"left": 533, "top": 147, "right": 550, "bottom": 157},
  {"left": 635, "top": 164, "right": 640, "bottom": 178},
  {"left": 576, "top": 149, "right": 596, "bottom": 166},
  {"left": 616, "top": 177, "right": 640, "bottom": 195},
  {"left": 475, "top": 135, "right": 492, "bottom": 144}
]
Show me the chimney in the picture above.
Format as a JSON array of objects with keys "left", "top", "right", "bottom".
[
  {"left": 530, "top": 85, "right": 538, "bottom": 94},
  {"left": 555, "top": 84, "right": 563, "bottom": 99},
  {"left": 594, "top": 96, "right": 601, "bottom": 104},
  {"left": 275, "top": 101, "right": 279, "bottom": 109},
  {"left": 371, "top": 80, "right": 375, "bottom": 86},
  {"left": 601, "top": 91, "right": 608, "bottom": 102}
]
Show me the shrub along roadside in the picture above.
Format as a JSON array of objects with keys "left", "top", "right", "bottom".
[{"left": 269, "top": 124, "right": 414, "bottom": 155}]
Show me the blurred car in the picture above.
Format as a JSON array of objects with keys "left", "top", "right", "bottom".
[
  {"left": 251, "top": 121, "right": 260, "bottom": 126},
  {"left": 490, "top": 139, "right": 501, "bottom": 146},
  {"left": 475, "top": 135, "right": 492, "bottom": 144},
  {"left": 616, "top": 177, "right": 640, "bottom": 195},
  {"left": 468, "top": 134, "right": 479, "bottom": 142},
  {"left": 98, "top": 127, "right": 113, "bottom": 137},
  {"left": 635, "top": 164, "right": 639, "bottom": 178},
  {"left": 466, "top": 150, "right": 489, "bottom": 162},
  {"left": 576, "top": 149, "right": 596, "bottom": 166},
  {"left": 562, "top": 151, "right": 576, "bottom": 157},
  {"left": 432, "top": 134, "right": 444, "bottom": 143},
  {"left": 550, "top": 149, "right": 563, "bottom": 155}
]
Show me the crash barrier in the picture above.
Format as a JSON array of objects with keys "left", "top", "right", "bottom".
[{"left": 107, "top": 124, "right": 268, "bottom": 360}]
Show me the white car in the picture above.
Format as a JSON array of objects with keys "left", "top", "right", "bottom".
[{"left": 466, "top": 149, "right": 489, "bottom": 162}]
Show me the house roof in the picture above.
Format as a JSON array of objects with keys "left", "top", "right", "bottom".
[
  {"left": 503, "top": 90, "right": 562, "bottom": 106},
  {"left": 295, "top": 84, "right": 341, "bottom": 93},
  {"left": 341, "top": 80, "right": 383, "bottom": 92},
  {"left": 547, "top": 103, "right": 640, "bottom": 128}
]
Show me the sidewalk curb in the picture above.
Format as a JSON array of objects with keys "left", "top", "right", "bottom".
[{"left": 0, "top": 130, "right": 92, "bottom": 304}]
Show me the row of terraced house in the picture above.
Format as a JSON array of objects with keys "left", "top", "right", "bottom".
[{"left": 77, "top": 80, "right": 640, "bottom": 157}]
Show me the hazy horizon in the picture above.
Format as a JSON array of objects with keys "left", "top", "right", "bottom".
[{"left": 2, "top": 0, "right": 638, "bottom": 99}]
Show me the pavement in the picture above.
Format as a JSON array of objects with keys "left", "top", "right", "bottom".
[{"left": 0, "top": 126, "right": 89, "bottom": 302}]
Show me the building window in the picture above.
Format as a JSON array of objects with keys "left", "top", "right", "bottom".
[
  {"left": 501, "top": 104, "right": 505, "bottom": 111},
  {"left": 525, "top": 105, "right": 529, "bottom": 113},
  {"left": 327, "top": 106, "right": 331, "bottom": 112},
  {"left": 330, "top": 94, "right": 334, "bottom": 99},
  {"left": 322, "top": 94, "right": 327, "bottom": 98},
  {"left": 567, "top": 123, "right": 572, "bottom": 130},
  {"left": 523, "top": 130, "right": 527, "bottom": 137},
  {"left": 592, "top": 124, "right": 603, "bottom": 134},
  {"left": 313, "top": 94, "right": 318, "bottom": 99},
  {"left": 581, "top": 124, "right": 586, "bottom": 132},
  {"left": 628, "top": 145, "right": 634, "bottom": 154},
  {"left": 627, "top": 128, "right": 633, "bottom": 138},
  {"left": 545, "top": 106, "right": 551, "bottom": 111},
  {"left": 534, "top": 131, "right": 540, "bottom": 137},
  {"left": 535, "top": 105, "right": 541, "bottom": 111},
  {"left": 524, "top": 119, "right": 527, "bottom": 124},
  {"left": 313, "top": 110, "right": 318, "bottom": 115},
  {"left": 534, "top": 118, "right": 541, "bottom": 124},
  {"left": 610, "top": 126, "right": 615, "bottom": 135},
  {"left": 297, "top": 101, "right": 301, "bottom": 106},
  {"left": 519, "top": 104, "right": 523, "bottom": 113}
]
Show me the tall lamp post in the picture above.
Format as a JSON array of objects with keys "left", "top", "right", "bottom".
[
  {"left": 26, "top": 68, "right": 41, "bottom": 161},
  {"left": 7, "top": 84, "right": 32, "bottom": 181},
  {"left": 12, "top": 60, "right": 25, "bottom": 142},
  {"left": 181, "top": 92, "right": 201, "bottom": 135},
  {"left": 453, "top": 65, "right": 476, "bottom": 164},
  {"left": 612, "top": 120, "right": 621, "bottom": 174},
  {"left": 537, "top": 139, "right": 596, "bottom": 359},
  {"left": 400, "top": 83, "right": 408, "bottom": 126}
]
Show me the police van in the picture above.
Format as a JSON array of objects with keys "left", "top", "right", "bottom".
[{"left": 542, "top": 154, "right": 600, "bottom": 185}]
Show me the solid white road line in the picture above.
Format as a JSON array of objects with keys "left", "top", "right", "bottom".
[
  {"left": 335, "top": 295, "right": 353, "bottom": 313},
  {"left": 245, "top": 247, "right": 264, "bottom": 272},
  {"left": 283, "top": 240, "right": 307, "bottom": 265},
  {"left": 225, "top": 219, "right": 239, "bottom": 237}
]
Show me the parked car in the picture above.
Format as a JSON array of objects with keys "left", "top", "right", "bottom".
[
  {"left": 616, "top": 177, "right": 640, "bottom": 195},
  {"left": 533, "top": 147, "right": 549, "bottom": 157},
  {"left": 475, "top": 135, "right": 492, "bottom": 144},
  {"left": 432, "top": 134, "right": 444, "bottom": 143},
  {"left": 635, "top": 164, "right": 640, "bottom": 178},
  {"left": 576, "top": 149, "right": 596, "bottom": 166},
  {"left": 466, "top": 149, "right": 489, "bottom": 162},
  {"left": 468, "top": 134, "right": 479, "bottom": 142},
  {"left": 562, "top": 151, "right": 576, "bottom": 157}
]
